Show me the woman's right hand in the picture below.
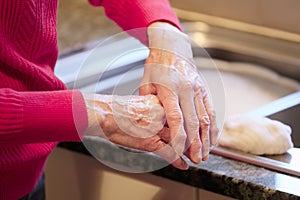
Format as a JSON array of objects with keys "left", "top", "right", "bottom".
[{"left": 83, "top": 94, "right": 189, "bottom": 170}]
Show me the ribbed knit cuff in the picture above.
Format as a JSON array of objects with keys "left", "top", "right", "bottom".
[
  {"left": 89, "top": 0, "right": 181, "bottom": 45},
  {"left": 21, "top": 90, "right": 88, "bottom": 144},
  {"left": 0, "top": 89, "right": 23, "bottom": 142},
  {"left": 103, "top": 0, "right": 181, "bottom": 29},
  {"left": 88, "top": 0, "right": 102, "bottom": 7}
]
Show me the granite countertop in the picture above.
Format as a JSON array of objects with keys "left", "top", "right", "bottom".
[
  {"left": 58, "top": 138, "right": 300, "bottom": 200},
  {"left": 57, "top": 0, "right": 121, "bottom": 51}
]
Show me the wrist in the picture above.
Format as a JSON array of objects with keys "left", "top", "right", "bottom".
[
  {"left": 148, "top": 22, "right": 181, "bottom": 33},
  {"left": 83, "top": 94, "right": 109, "bottom": 137},
  {"left": 147, "top": 22, "right": 193, "bottom": 59}
]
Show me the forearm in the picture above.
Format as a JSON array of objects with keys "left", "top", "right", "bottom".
[
  {"left": 90, "top": 0, "right": 181, "bottom": 30},
  {"left": 88, "top": 0, "right": 181, "bottom": 45},
  {"left": 0, "top": 88, "right": 88, "bottom": 145}
]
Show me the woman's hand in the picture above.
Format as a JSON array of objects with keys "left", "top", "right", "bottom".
[
  {"left": 83, "top": 94, "right": 189, "bottom": 170},
  {"left": 140, "top": 22, "right": 219, "bottom": 163}
]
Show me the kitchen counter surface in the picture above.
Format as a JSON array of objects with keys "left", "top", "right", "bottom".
[
  {"left": 57, "top": 0, "right": 121, "bottom": 51},
  {"left": 58, "top": 140, "right": 300, "bottom": 200}
]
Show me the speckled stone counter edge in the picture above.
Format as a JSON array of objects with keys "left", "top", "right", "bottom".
[{"left": 57, "top": 139, "right": 300, "bottom": 200}]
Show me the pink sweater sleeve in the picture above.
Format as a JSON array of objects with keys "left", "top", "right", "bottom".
[
  {"left": 88, "top": 0, "right": 181, "bottom": 30},
  {"left": 0, "top": 88, "right": 88, "bottom": 146}
]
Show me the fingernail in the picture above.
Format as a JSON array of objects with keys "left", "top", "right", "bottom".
[
  {"left": 199, "top": 148, "right": 202, "bottom": 162},
  {"left": 182, "top": 160, "right": 189, "bottom": 170},
  {"left": 209, "top": 144, "right": 216, "bottom": 151},
  {"left": 192, "top": 151, "right": 201, "bottom": 164},
  {"left": 202, "top": 154, "right": 209, "bottom": 161}
]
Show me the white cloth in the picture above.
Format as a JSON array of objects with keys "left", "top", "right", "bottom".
[{"left": 218, "top": 115, "right": 293, "bottom": 155}]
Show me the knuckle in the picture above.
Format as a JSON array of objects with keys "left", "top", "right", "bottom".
[
  {"left": 199, "top": 83, "right": 208, "bottom": 94},
  {"left": 200, "top": 115, "right": 210, "bottom": 126},
  {"left": 201, "top": 88, "right": 208, "bottom": 97},
  {"left": 200, "top": 121, "right": 210, "bottom": 130},
  {"left": 195, "top": 85, "right": 206, "bottom": 97}
]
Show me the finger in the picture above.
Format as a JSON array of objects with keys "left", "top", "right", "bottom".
[
  {"left": 111, "top": 130, "right": 189, "bottom": 170},
  {"left": 179, "top": 88, "right": 201, "bottom": 164},
  {"left": 145, "top": 132, "right": 189, "bottom": 170},
  {"left": 184, "top": 135, "right": 202, "bottom": 164},
  {"left": 154, "top": 141, "right": 189, "bottom": 170},
  {"left": 139, "top": 82, "right": 156, "bottom": 96},
  {"left": 203, "top": 94, "right": 220, "bottom": 146},
  {"left": 171, "top": 157, "right": 189, "bottom": 170},
  {"left": 157, "top": 127, "right": 171, "bottom": 143},
  {"left": 157, "top": 86, "right": 187, "bottom": 156},
  {"left": 195, "top": 91, "right": 210, "bottom": 161}
]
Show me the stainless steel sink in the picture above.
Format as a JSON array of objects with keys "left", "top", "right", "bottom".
[
  {"left": 182, "top": 22, "right": 300, "bottom": 137},
  {"left": 268, "top": 104, "right": 300, "bottom": 148},
  {"left": 211, "top": 93, "right": 300, "bottom": 178},
  {"left": 182, "top": 22, "right": 300, "bottom": 177}
]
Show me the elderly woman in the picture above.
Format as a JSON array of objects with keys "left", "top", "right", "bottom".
[{"left": 0, "top": 0, "right": 218, "bottom": 199}]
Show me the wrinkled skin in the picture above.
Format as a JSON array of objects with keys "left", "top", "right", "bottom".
[
  {"left": 84, "top": 94, "right": 189, "bottom": 170},
  {"left": 140, "top": 22, "right": 219, "bottom": 163},
  {"left": 83, "top": 22, "right": 219, "bottom": 170}
]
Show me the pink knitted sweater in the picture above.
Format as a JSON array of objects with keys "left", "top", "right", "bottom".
[{"left": 0, "top": 0, "right": 180, "bottom": 199}]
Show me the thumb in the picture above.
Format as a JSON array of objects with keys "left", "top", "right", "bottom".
[{"left": 139, "top": 82, "right": 156, "bottom": 95}]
